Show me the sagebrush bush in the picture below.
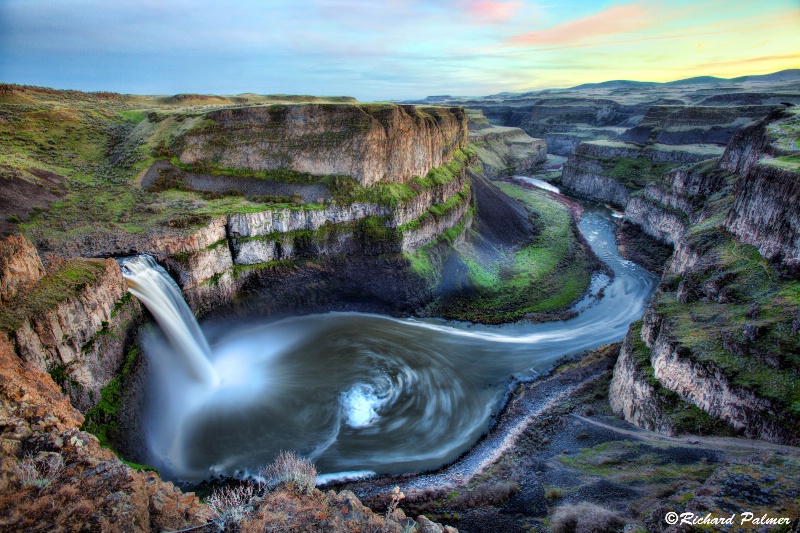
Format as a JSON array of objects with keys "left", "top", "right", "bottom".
[
  {"left": 261, "top": 451, "right": 317, "bottom": 496},
  {"left": 207, "top": 483, "right": 256, "bottom": 532},
  {"left": 551, "top": 502, "right": 626, "bottom": 533},
  {"left": 14, "top": 453, "right": 64, "bottom": 490}
]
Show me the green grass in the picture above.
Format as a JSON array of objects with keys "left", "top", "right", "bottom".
[
  {"left": 434, "top": 182, "right": 592, "bottom": 323},
  {"left": 651, "top": 231, "right": 800, "bottom": 427},
  {"left": 0, "top": 259, "right": 108, "bottom": 332},
  {"left": 605, "top": 157, "right": 676, "bottom": 190},
  {"left": 117, "top": 110, "right": 150, "bottom": 124},
  {"left": 81, "top": 346, "right": 138, "bottom": 449},
  {"left": 559, "top": 440, "right": 715, "bottom": 484},
  {"left": 763, "top": 154, "right": 800, "bottom": 171}
]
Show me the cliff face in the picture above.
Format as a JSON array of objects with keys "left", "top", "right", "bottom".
[
  {"left": 176, "top": 104, "right": 469, "bottom": 187},
  {"left": 619, "top": 105, "right": 777, "bottom": 146},
  {"left": 640, "top": 308, "right": 796, "bottom": 444},
  {"left": 152, "top": 157, "right": 473, "bottom": 314},
  {"left": 0, "top": 268, "right": 207, "bottom": 531},
  {"left": 0, "top": 236, "right": 141, "bottom": 411},
  {"left": 609, "top": 326, "right": 682, "bottom": 435},
  {"left": 608, "top": 109, "right": 800, "bottom": 445},
  {"left": 720, "top": 113, "right": 800, "bottom": 272},
  {"left": 467, "top": 110, "right": 547, "bottom": 178},
  {"left": 561, "top": 141, "right": 723, "bottom": 208}
]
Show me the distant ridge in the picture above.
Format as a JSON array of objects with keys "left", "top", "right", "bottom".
[
  {"left": 569, "top": 69, "right": 800, "bottom": 90},
  {"left": 571, "top": 80, "right": 658, "bottom": 90}
]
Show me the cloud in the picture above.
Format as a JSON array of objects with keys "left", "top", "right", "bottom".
[
  {"left": 454, "top": 0, "right": 523, "bottom": 24},
  {"left": 690, "top": 53, "right": 800, "bottom": 71},
  {"left": 509, "top": 3, "right": 654, "bottom": 46}
]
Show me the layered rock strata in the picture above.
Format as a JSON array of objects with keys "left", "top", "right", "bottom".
[
  {"left": 561, "top": 141, "right": 725, "bottom": 207},
  {"left": 175, "top": 104, "right": 468, "bottom": 187},
  {"left": 467, "top": 110, "right": 547, "bottom": 178},
  {"left": 610, "top": 110, "right": 800, "bottom": 444},
  {"left": 0, "top": 236, "right": 141, "bottom": 411}
]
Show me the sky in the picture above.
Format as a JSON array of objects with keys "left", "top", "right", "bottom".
[{"left": 1, "top": 0, "right": 798, "bottom": 101}]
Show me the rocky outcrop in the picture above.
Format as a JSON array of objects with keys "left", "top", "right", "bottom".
[
  {"left": 608, "top": 109, "right": 800, "bottom": 444},
  {"left": 468, "top": 111, "right": 547, "bottom": 178},
  {"left": 0, "top": 235, "right": 45, "bottom": 304},
  {"left": 175, "top": 104, "right": 468, "bottom": 187},
  {"left": 0, "top": 334, "right": 209, "bottom": 532},
  {"left": 544, "top": 133, "right": 586, "bottom": 156},
  {"left": 0, "top": 236, "right": 141, "bottom": 411},
  {"left": 640, "top": 308, "right": 796, "bottom": 445},
  {"left": 623, "top": 197, "right": 687, "bottom": 246},
  {"left": 724, "top": 163, "right": 800, "bottom": 270},
  {"left": 561, "top": 166, "right": 631, "bottom": 207},
  {"left": 719, "top": 112, "right": 800, "bottom": 272},
  {"left": 609, "top": 325, "right": 681, "bottom": 435},
  {"left": 619, "top": 105, "right": 776, "bottom": 146},
  {"left": 401, "top": 198, "right": 472, "bottom": 250},
  {"left": 561, "top": 141, "right": 723, "bottom": 208}
]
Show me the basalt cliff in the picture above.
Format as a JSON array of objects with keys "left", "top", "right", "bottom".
[{"left": 605, "top": 108, "right": 800, "bottom": 445}]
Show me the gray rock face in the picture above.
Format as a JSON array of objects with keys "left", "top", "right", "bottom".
[
  {"left": 561, "top": 166, "right": 630, "bottom": 207},
  {"left": 469, "top": 122, "right": 547, "bottom": 178},
  {"left": 609, "top": 326, "right": 680, "bottom": 436},
  {"left": 725, "top": 164, "right": 800, "bottom": 269},
  {"left": 641, "top": 308, "right": 797, "bottom": 445},
  {"left": 623, "top": 197, "right": 688, "bottom": 246},
  {"left": 228, "top": 204, "right": 390, "bottom": 238},
  {"left": 176, "top": 104, "right": 469, "bottom": 187},
  {"left": 544, "top": 133, "right": 585, "bottom": 156}
]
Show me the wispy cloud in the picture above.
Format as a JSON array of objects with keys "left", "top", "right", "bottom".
[
  {"left": 509, "top": 3, "right": 653, "bottom": 46},
  {"left": 453, "top": 0, "right": 523, "bottom": 25},
  {"left": 1, "top": 0, "right": 798, "bottom": 100}
]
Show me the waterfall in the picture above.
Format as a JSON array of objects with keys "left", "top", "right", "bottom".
[{"left": 121, "top": 255, "right": 220, "bottom": 387}]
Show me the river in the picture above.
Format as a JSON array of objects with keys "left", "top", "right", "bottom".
[{"left": 131, "top": 200, "right": 658, "bottom": 482}]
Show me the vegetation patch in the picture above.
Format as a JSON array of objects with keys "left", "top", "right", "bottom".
[
  {"left": 605, "top": 157, "right": 676, "bottom": 191},
  {"left": 434, "top": 182, "right": 592, "bottom": 323},
  {"left": 0, "top": 259, "right": 107, "bottom": 332},
  {"left": 81, "top": 347, "right": 143, "bottom": 455}
]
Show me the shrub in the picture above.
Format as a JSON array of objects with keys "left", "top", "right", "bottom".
[
  {"left": 551, "top": 502, "right": 626, "bottom": 533},
  {"left": 261, "top": 451, "right": 317, "bottom": 496},
  {"left": 14, "top": 453, "right": 64, "bottom": 490},
  {"left": 207, "top": 483, "right": 257, "bottom": 531},
  {"left": 545, "top": 487, "right": 563, "bottom": 500}
]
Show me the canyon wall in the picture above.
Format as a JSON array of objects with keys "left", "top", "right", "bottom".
[
  {"left": 467, "top": 110, "right": 547, "bottom": 178},
  {"left": 720, "top": 113, "right": 800, "bottom": 272},
  {"left": 175, "top": 104, "right": 469, "bottom": 187},
  {"left": 0, "top": 237, "right": 141, "bottom": 411},
  {"left": 609, "top": 109, "right": 800, "bottom": 444},
  {"left": 560, "top": 141, "right": 723, "bottom": 208}
]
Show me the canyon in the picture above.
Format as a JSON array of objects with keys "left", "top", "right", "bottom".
[{"left": 0, "top": 71, "right": 799, "bottom": 532}]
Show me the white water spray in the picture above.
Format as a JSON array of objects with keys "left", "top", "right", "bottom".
[{"left": 121, "top": 256, "right": 220, "bottom": 387}]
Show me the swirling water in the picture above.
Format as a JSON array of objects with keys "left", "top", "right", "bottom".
[{"left": 125, "top": 202, "right": 658, "bottom": 482}]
